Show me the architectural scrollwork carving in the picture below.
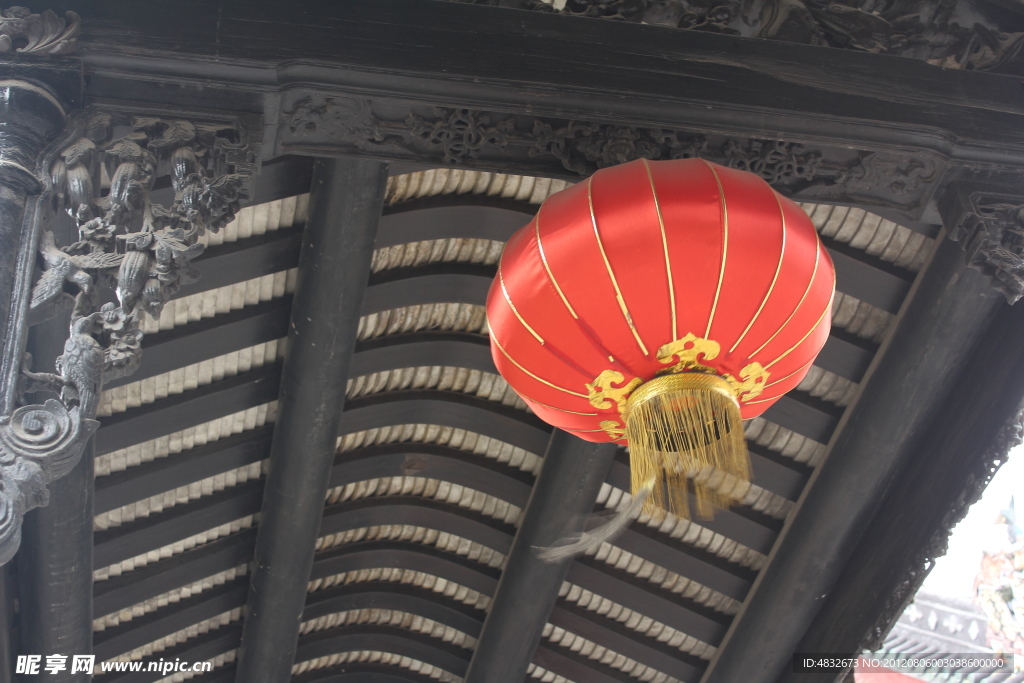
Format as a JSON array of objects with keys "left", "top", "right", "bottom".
[
  {"left": 4, "top": 110, "right": 257, "bottom": 563},
  {"left": 279, "top": 93, "right": 943, "bottom": 216},
  {"left": 0, "top": 6, "right": 79, "bottom": 55},
  {"left": 938, "top": 184, "right": 1024, "bottom": 304},
  {"left": 0, "top": 398, "right": 97, "bottom": 563},
  {"left": 449, "top": 0, "right": 1024, "bottom": 73}
]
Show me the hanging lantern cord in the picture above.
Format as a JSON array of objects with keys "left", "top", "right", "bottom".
[{"left": 535, "top": 478, "right": 655, "bottom": 564}]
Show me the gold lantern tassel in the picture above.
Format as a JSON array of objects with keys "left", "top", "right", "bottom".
[
  {"left": 625, "top": 373, "right": 749, "bottom": 520},
  {"left": 535, "top": 372, "right": 749, "bottom": 563}
]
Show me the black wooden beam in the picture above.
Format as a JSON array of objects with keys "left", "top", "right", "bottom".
[
  {"left": 784, "top": 284, "right": 1024, "bottom": 682},
  {"left": 44, "top": 0, "right": 1024, "bottom": 182},
  {"left": 236, "top": 157, "right": 389, "bottom": 683},
  {"left": 701, "top": 238, "right": 1006, "bottom": 683},
  {"left": 463, "top": 430, "right": 618, "bottom": 683}
]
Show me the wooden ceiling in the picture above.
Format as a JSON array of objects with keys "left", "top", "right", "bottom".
[{"left": 83, "top": 160, "right": 932, "bottom": 682}]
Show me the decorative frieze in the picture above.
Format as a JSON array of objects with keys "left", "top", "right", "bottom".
[
  {"left": 449, "top": 0, "right": 1024, "bottom": 73},
  {"left": 278, "top": 93, "right": 943, "bottom": 216}
]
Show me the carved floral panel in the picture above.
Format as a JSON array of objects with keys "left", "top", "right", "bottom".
[{"left": 278, "top": 92, "right": 945, "bottom": 218}]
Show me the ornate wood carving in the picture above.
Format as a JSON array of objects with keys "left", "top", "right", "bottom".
[
  {"left": 7, "top": 109, "right": 257, "bottom": 563},
  {"left": 278, "top": 93, "right": 944, "bottom": 216},
  {"left": 863, "top": 405, "right": 1024, "bottom": 651},
  {"left": 450, "top": 0, "right": 1024, "bottom": 73},
  {"left": 0, "top": 6, "right": 79, "bottom": 55},
  {"left": 939, "top": 183, "right": 1024, "bottom": 304}
]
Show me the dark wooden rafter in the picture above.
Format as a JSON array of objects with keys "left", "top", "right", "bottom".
[
  {"left": 463, "top": 430, "right": 618, "bottom": 683},
  {"left": 235, "top": 157, "right": 389, "bottom": 682},
  {"left": 94, "top": 577, "right": 249, "bottom": 662},
  {"left": 702, "top": 238, "right": 1008, "bottom": 683},
  {"left": 94, "top": 530, "right": 257, "bottom": 619},
  {"left": 293, "top": 665, "right": 443, "bottom": 683},
  {"left": 309, "top": 540, "right": 500, "bottom": 595},
  {"left": 782, "top": 289, "right": 1024, "bottom": 682}
]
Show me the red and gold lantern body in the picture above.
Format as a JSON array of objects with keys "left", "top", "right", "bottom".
[{"left": 487, "top": 158, "right": 835, "bottom": 516}]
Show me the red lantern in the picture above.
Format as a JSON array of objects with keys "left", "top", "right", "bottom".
[{"left": 487, "top": 158, "right": 835, "bottom": 519}]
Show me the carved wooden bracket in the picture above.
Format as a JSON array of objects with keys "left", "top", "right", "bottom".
[
  {"left": 5, "top": 108, "right": 259, "bottom": 563},
  {"left": 277, "top": 93, "right": 945, "bottom": 218},
  {"left": 939, "top": 183, "right": 1024, "bottom": 304},
  {"left": 448, "top": 0, "right": 1024, "bottom": 74}
]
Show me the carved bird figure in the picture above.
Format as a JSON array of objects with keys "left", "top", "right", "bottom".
[
  {"left": 30, "top": 230, "right": 123, "bottom": 312},
  {"left": 55, "top": 312, "right": 105, "bottom": 417}
]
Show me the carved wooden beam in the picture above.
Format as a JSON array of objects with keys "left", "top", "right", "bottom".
[
  {"left": 447, "top": 0, "right": 1024, "bottom": 74},
  {"left": 279, "top": 94, "right": 944, "bottom": 222},
  {"left": 14, "top": 0, "right": 1022, "bottom": 222}
]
